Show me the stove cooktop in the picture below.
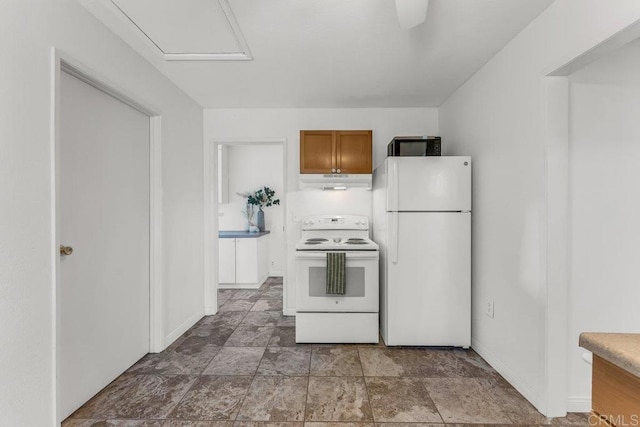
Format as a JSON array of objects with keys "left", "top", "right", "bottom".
[{"left": 296, "top": 236, "right": 379, "bottom": 251}]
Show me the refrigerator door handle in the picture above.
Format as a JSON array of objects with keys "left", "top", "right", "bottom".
[
  {"left": 390, "top": 211, "right": 399, "bottom": 264},
  {"left": 389, "top": 158, "right": 399, "bottom": 212}
]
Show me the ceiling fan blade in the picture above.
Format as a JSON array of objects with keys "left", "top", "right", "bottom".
[{"left": 395, "top": 0, "right": 430, "bottom": 30}]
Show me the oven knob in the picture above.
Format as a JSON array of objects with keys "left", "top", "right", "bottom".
[{"left": 335, "top": 301, "right": 339, "bottom": 304}]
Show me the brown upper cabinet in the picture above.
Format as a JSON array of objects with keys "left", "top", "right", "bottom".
[{"left": 300, "top": 130, "right": 372, "bottom": 174}]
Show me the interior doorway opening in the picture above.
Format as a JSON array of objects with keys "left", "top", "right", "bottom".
[{"left": 204, "top": 139, "right": 287, "bottom": 314}]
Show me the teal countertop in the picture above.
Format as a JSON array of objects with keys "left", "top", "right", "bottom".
[{"left": 219, "top": 230, "right": 271, "bottom": 238}]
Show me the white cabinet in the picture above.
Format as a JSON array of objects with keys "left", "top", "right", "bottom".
[
  {"left": 218, "top": 234, "right": 269, "bottom": 288},
  {"left": 218, "top": 238, "right": 236, "bottom": 283}
]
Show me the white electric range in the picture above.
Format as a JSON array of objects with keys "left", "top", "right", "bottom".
[{"left": 294, "top": 215, "right": 379, "bottom": 343}]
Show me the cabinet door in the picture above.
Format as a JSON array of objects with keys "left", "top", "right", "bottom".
[
  {"left": 235, "top": 238, "right": 258, "bottom": 284},
  {"left": 336, "top": 130, "right": 372, "bottom": 173},
  {"left": 218, "top": 238, "right": 236, "bottom": 283},
  {"left": 300, "top": 131, "right": 335, "bottom": 173}
]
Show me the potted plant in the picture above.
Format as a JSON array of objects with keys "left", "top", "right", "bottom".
[{"left": 247, "top": 187, "right": 280, "bottom": 232}]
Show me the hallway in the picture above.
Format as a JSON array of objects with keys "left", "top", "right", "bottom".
[{"left": 63, "top": 277, "right": 588, "bottom": 426}]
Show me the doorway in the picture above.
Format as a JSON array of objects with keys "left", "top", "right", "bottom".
[
  {"left": 204, "top": 139, "right": 287, "bottom": 314},
  {"left": 53, "top": 56, "right": 163, "bottom": 422}
]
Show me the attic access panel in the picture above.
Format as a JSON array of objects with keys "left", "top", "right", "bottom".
[{"left": 111, "top": 0, "right": 252, "bottom": 60}]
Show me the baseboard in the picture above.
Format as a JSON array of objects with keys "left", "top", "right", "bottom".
[
  {"left": 204, "top": 304, "right": 217, "bottom": 316},
  {"left": 567, "top": 396, "right": 591, "bottom": 413},
  {"left": 163, "top": 311, "right": 203, "bottom": 350},
  {"left": 471, "top": 338, "right": 542, "bottom": 411},
  {"left": 268, "top": 270, "right": 284, "bottom": 277}
]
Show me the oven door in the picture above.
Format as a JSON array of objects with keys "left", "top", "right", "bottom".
[{"left": 295, "top": 251, "right": 379, "bottom": 312}]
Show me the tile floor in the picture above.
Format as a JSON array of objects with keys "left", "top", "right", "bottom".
[{"left": 64, "top": 277, "right": 589, "bottom": 427}]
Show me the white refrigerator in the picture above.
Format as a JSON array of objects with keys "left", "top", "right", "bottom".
[{"left": 372, "top": 156, "right": 471, "bottom": 347}]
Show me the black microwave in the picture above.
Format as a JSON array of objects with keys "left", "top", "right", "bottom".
[{"left": 387, "top": 136, "right": 441, "bottom": 156}]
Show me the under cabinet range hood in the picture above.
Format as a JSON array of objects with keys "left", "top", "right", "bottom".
[{"left": 299, "top": 173, "right": 372, "bottom": 190}]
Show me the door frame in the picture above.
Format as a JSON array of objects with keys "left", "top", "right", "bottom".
[
  {"left": 540, "top": 21, "right": 640, "bottom": 416},
  {"left": 203, "top": 138, "right": 287, "bottom": 315},
  {"left": 50, "top": 49, "right": 164, "bottom": 424}
]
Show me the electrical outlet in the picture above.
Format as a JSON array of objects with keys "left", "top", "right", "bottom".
[{"left": 485, "top": 301, "right": 494, "bottom": 318}]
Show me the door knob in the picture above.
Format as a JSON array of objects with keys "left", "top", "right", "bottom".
[
  {"left": 60, "top": 245, "right": 73, "bottom": 256},
  {"left": 331, "top": 168, "right": 336, "bottom": 173},
  {"left": 337, "top": 169, "right": 341, "bottom": 173}
]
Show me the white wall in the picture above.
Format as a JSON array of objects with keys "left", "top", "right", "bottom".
[
  {"left": 204, "top": 108, "right": 438, "bottom": 315},
  {"left": 0, "top": 1, "right": 203, "bottom": 425},
  {"left": 438, "top": 0, "right": 640, "bottom": 414},
  {"left": 567, "top": 36, "right": 640, "bottom": 407},
  {"left": 219, "top": 144, "right": 285, "bottom": 274},
  {"left": 204, "top": 108, "right": 438, "bottom": 192}
]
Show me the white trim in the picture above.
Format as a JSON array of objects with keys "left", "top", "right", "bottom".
[
  {"left": 204, "top": 138, "right": 287, "bottom": 316},
  {"left": 79, "top": 0, "right": 252, "bottom": 62},
  {"left": 51, "top": 48, "right": 164, "bottom": 424},
  {"left": 50, "top": 47, "right": 62, "bottom": 427},
  {"left": 149, "top": 117, "right": 164, "bottom": 353},
  {"left": 541, "top": 76, "right": 570, "bottom": 418},
  {"left": 567, "top": 397, "right": 591, "bottom": 413},
  {"left": 283, "top": 308, "right": 296, "bottom": 316},
  {"left": 164, "top": 311, "right": 204, "bottom": 348},
  {"left": 164, "top": 52, "right": 252, "bottom": 61},
  {"left": 548, "top": 19, "right": 640, "bottom": 77},
  {"left": 539, "top": 23, "right": 640, "bottom": 418},
  {"left": 471, "top": 338, "right": 542, "bottom": 411},
  {"left": 203, "top": 139, "right": 217, "bottom": 315},
  {"left": 269, "top": 270, "right": 284, "bottom": 277}
]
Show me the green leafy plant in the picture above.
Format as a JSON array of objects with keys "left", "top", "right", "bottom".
[{"left": 247, "top": 187, "right": 280, "bottom": 209}]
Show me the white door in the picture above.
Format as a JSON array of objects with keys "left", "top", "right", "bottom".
[
  {"left": 385, "top": 211, "right": 471, "bottom": 346},
  {"left": 59, "top": 71, "right": 150, "bottom": 419},
  {"left": 386, "top": 157, "right": 471, "bottom": 212}
]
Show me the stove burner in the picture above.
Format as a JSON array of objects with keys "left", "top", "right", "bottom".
[
  {"left": 345, "top": 240, "right": 369, "bottom": 245},
  {"left": 305, "top": 241, "right": 323, "bottom": 245},
  {"left": 306, "top": 238, "right": 328, "bottom": 242},
  {"left": 347, "top": 238, "right": 365, "bottom": 241}
]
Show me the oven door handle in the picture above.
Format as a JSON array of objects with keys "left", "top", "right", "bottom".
[{"left": 295, "top": 252, "right": 379, "bottom": 260}]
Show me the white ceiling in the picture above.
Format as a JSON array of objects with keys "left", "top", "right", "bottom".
[{"left": 82, "top": 0, "right": 554, "bottom": 108}]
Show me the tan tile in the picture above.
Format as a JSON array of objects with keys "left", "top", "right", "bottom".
[
  {"left": 169, "top": 376, "right": 253, "bottom": 421},
  {"left": 69, "top": 374, "right": 146, "bottom": 419},
  {"left": 242, "top": 311, "right": 283, "bottom": 327},
  {"left": 234, "top": 423, "right": 302, "bottom": 427},
  {"left": 203, "top": 347, "right": 265, "bottom": 376},
  {"left": 365, "top": 377, "right": 441, "bottom": 423},
  {"left": 305, "top": 377, "right": 373, "bottom": 422},
  {"left": 112, "top": 375, "right": 197, "bottom": 419},
  {"left": 268, "top": 327, "right": 298, "bottom": 347},
  {"left": 477, "top": 377, "right": 548, "bottom": 424},
  {"left": 257, "top": 347, "right": 311, "bottom": 376},
  {"left": 251, "top": 299, "right": 283, "bottom": 312},
  {"left": 306, "top": 423, "right": 375, "bottom": 427},
  {"left": 225, "top": 326, "right": 275, "bottom": 347},
  {"left": 310, "top": 347, "right": 363, "bottom": 377},
  {"left": 236, "top": 376, "right": 308, "bottom": 421},
  {"left": 220, "top": 299, "right": 256, "bottom": 313},
  {"left": 359, "top": 348, "right": 477, "bottom": 377},
  {"left": 422, "top": 378, "right": 510, "bottom": 424}
]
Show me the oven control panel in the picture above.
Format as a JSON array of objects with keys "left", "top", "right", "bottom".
[{"left": 302, "top": 215, "right": 369, "bottom": 231}]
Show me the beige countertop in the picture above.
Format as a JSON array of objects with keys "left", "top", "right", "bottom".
[{"left": 579, "top": 332, "right": 640, "bottom": 378}]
